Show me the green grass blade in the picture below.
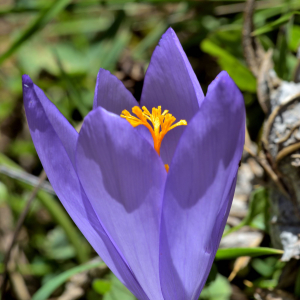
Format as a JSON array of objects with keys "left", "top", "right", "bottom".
[
  {"left": 0, "top": 153, "right": 89, "bottom": 263},
  {"left": 0, "top": 0, "right": 72, "bottom": 65},
  {"left": 252, "top": 11, "right": 300, "bottom": 36},
  {"left": 201, "top": 39, "right": 256, "bottom": 92},
  {"left": 53, "top": 51, "right": 89, "bottom": 117},
  {"left": 223, "top": 187, "right": 268, "bottom": 237},
  {"left": 36, "top": 190, "right": 89, "bottom": 263},
  {"left": 215, "top": 247, "right": 283, "bottom": 260},
  {"left": 31, "top": 261, "right": 106, "bottom": 300},
  {"left": 132, "top": 22, "right": 168, "bottom": 60}
]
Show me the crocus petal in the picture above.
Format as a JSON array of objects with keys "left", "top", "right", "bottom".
[
  {"left": 23, "top": 76, "right": 78, "bottom": 167},
  {"left": 93, "top": 68, "right": 138, "bottom": 114},
  {"left": 76, "top": 107, "right": 166, "bottom": 300},
  {"left": 159, "top": 71, "right": 245, "bottom": 300},
  {"left": 193, "top": 175, "right": 238, "bottom": 299},
  {"left": 140, "top": 27, "right": 204, "bottom": 165},
  {"left": 23, "top": 75, "right": 148, "bottom": 300},
  {"left": 93, "top": 68, "right": 153, "bottom": 146}
]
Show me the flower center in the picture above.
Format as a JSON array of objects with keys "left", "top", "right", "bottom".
[{"left": 121, "top": 106, "right": 187, "bottom": 172}]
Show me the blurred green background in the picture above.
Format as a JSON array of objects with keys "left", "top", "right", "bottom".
[{"left": 0, "top": 0, "right": 300, "bottom": 299}]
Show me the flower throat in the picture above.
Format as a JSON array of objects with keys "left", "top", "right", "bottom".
[{"left": 121, "top": 106, "right": 187, "bottom": 172}]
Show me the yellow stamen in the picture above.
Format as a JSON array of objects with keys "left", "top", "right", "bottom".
[{"left": 120, "top": 106, "right": 187, "bottom": 160}]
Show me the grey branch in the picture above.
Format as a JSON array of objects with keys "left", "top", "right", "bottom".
[{"left": 0, "top": 165, "right": 55, "bottom": 195}]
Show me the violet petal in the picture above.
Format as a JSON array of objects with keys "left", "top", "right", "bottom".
[
  {"left": 193, "top": 175, "right": 238, "bottom": 299},
  {"left": 93, "top": 68, "right": 153, "bottom": 146},
  {"left": 140, "top": 27, "right": 204, "bottom": 165},
  {"left": 93, "top": 68, "right": 138, "bottom": 114},
  {"left": 159, "top": 71, "right": 245, "bottom": 300},
  {"left": 76, "top": 107, "right": 166, "bottom": 299},
  {"left": 23, "top": 75, "right": 148, "bottom": 300}
]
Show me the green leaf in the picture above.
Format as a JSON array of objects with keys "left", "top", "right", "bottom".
[
  {"left": 31, "top": 261, "right": 106, "bottom": 300},
  {"left": 8, "top": 140, "right": 36, "bottom": 157},
  {"left": 206, "top": 27, "right": 243, "bottom": 59},
  {"left": 43, "top": 227, "right": 76, "bottom": 260},
  {"left": 47, "top": 17, "right": 112, "bottom": 36},
  {"left": 289, "top": 25, "right": 300, "bottom": 52},
  {"left": 274, "top": 29, "right": 289, "bottom": 80},
  {"left": 200, "top": 274, "right": 231, "bottom": 300},
  {"left": 93, "top": 279, "right": 112, "bottom": 295},
  {"left": 247, "top": 187, "right": 268, "bottom": 229},
  {"left": 17, "top": 263, "right": 53, "bottom": 277},
  {"left": 255, "top": 278, "right": 278, "bottom": 289},
  {"left": 223, "top": 187, "right": 268, "bottom": 236},
  {"left": 0, "top": 0, "right": 72, "bottom": 65},
  {"left": 252, "top": 11, "right": 300, "bottom": 36},
  {"left": 206, "top": 263, "right": 218, "bottom": 286},
  {"left": 0, "top": 99, "right": 15, "bottom": 122},
  {"left": 103, "top": 274, "right": 136, "bottom": 300},
  {"left": 201, "top": 39, "right": 256, "bottom": 92},
  {"left": 215, "top": 247, "right": 283, "bottom": 260},
  {"left": 18, "top": 41, "right": 89, "bottom": 77},
  {"left": 251, "top": 257, "right": 277, "bottom": 277},
  {"left": 0, "top": 181, "right": 8, "bottom": 204}
]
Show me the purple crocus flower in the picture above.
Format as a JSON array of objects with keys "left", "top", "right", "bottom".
[{"left": 23, "top": 28, "right": 245, "bottom": 300}]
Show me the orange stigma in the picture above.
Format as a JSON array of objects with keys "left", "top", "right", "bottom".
[{"left": 121, "top": 106, "right": 187, "bottom": 172}]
